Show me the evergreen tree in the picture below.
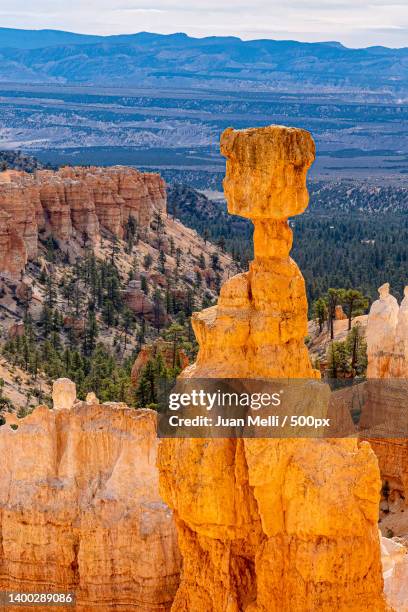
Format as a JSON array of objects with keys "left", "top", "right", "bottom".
[
  {"left": 312, "top": 298, "right": 328, "bottom": 333},
  {"left": 158, "top": 249, "right": 166, "bottom": 274},
  {"left": 326, "top": 288, "right": 346, "bottom": 340},
  {"left": 343, "top": 289, "right": 368, "bottom": 330},
  {"left": 143, "top": 254, "right": 153, "bottom": 270}
]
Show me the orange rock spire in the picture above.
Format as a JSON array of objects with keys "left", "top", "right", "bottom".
[
  {"left": 187, "top": 125, "right": 317, "bottom": 379},
  {"left": 158, "top": 126, "right": 386, "bottom": 611}
]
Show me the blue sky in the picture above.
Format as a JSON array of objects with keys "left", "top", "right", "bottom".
[{"left": 0, "top": 0, "right": 407, "bottom": 48}]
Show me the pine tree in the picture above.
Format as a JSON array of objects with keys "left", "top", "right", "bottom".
[
  {"left": 158, "top": 249, "right": 166, "bottom": 274},
  {"left": 143, "top": 254, "right": 153, "bottom": 270},
  {"left": 326, "top": 288, "right": 346, "bottom": 340},
  {"left": 312, "top": 297, "right": 328, "bottom": 333},
  {"left": 343, "top": 289, "right": 368, "bottom": 330}
]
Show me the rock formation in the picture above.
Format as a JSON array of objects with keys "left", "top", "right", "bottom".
[
  {"left": 52, "top": 377, "right": 77, "bottom": 411},
  {"left": 131, "top": 340, "right": 189, "bottom": 388},
  {"left": 371, "top": 437, "right": 408, "bottom": 505},
  {"left": 390, "top": 286, "right": 408, "bottom": 378},
  {"left": 0, "top": 178, "right": 39, "bottom": 259},
  {"left": 364, "top": 284, "right": 408, "bottom": 514},
  {"left": 0, "top": 398, "right": 181, "bottom": 610},
  {"left": 124, "top": 280, "right": 155, "bottom": 316},
  {"left": 335, "top": 304, "right": 347, "bottom": 320},
  {"left": 158, "top": 126, "right": 386, "bottom": 611},
  {"left": 366, "top": 283, "right": 399, "bottom": 378},
  {"left": 381, "top": 536, "right": 408, "bottom": 612},
  {"left": 0, "top": 166, "right": 166, "bottom": 278},
  {"left": 0, "top": 209, "right": 27, "bottom": 279}
]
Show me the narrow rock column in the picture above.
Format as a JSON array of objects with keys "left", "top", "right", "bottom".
[
  {"left": 158, "top": 126, "right": 386, "bottom": 611},
  {"left": 366, "top": 283, "right": 399, "bottom": 378},
  {"left": 390, "top": 285, "right": 408, "bottom": 377},
  {"left": 52, "top": 378, "right": 77, "bottom": 411}
]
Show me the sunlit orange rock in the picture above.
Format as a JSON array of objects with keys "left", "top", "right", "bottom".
[
  {"left": 335, "top": 304, "right": 347, "bottom": 320},
  {"left": 158, "top": 125, "right": 386, "bottom": 611},
  {"left": 0, "top": 209, "right": 27, "bottom": 279},
  {"left": 0, "top": 400, "right": 181, "bottom": 611},
  {"left": 0, "top": 179, "right": 38, "bottom": 259}
]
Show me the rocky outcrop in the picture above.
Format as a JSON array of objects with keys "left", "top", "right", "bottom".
[
  {"left": 57, "top": 166, "right": 166, "bottom": 237},
  {"left": 0, "top": 166, "right": 166, "bottom": 277},
  {"left": 366, "top": 283, "right": 399, "bottom": 378},
  {"left": 371, "top": 437, "right": 408, "bottom": 504},
  {"left": 0, "top": 209, "right": 27, "bottom": 279},
  {"left": 364, "top": 284, "right": 408, "bottom": 510},
  {"left": 335, "top": 304, "right": 347, "bottom": 320},
  {"left": 158, "top": 125, "right": 386, "bottom": 611},
  {"left": 131, "top": 340, "right": 189, "bottom": 387},
  {"left": 0, "top": 176, "right": 39, "bottom": 260},
  {"left": 390, "top": 286, "right": 408, "bottom": 378},
  {"left": 52, "top": 377, "right": 77, "bottom": 411},
  {"left": 382, "top": 536, "right": 408, "bottom": 611},
  {"left": 123, "top": 280, "right": 154, "bottom": 315},
  {"left": 0, "top": 398, "right": 181, "bottom": 610},
  {"left": 37, "top": 174, "right": 74, "bottom": 241}
]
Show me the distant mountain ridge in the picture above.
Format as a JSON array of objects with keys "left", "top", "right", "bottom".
[
  {"left": 0, "top": 28, "right": 406, "bottom": 94},
  {"left": 0, "top": 28, "right": 348, "bottom": 50}
]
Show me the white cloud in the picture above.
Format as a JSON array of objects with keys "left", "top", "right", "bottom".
[{"left": 0, "top": 0, "right": 406, "bottom": 47}]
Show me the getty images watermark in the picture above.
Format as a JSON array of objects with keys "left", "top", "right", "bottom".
[{"left": 156, "top": 378, "right": 408, "bottom": 439}]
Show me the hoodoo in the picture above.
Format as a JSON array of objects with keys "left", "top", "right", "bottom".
[
  {"left": 366, "top": 282, "right": 399, "bottom": 379},
  {"left": 365, "top": 284, "right": 408, "bottom": 513},
  {"left": 158, "top": 126, "right": 386, "bottom": 611}
]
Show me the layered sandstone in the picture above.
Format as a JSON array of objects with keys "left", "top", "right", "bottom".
[
  {"left": 0, "top": 166, "right": 166, "bottom": 277},
  {"left": 0, "top": 177, "right": 39, "bottom": 260},
  {"left": 0, "top": 209, "right": 27, "bottom": 279},
  {"left": 0, "top": 393, "right": 180, "bottom": 610},
  {"left": 158, "top": 126, "right": 386, "bottom": 611}
]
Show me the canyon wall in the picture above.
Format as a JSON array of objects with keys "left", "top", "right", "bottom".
[
  {"left": 0, "top": 381, "right": 181, "bottom": 611},
  {"left": 158, "top": 126, "right": 386, "bottom": 611},
  {"left": 0, "top": 167, "right": 166, "bottom": 278}
]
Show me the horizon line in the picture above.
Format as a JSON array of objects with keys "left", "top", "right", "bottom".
[{"left": 0, "top": 26, "right": 407, "bottom": 51}]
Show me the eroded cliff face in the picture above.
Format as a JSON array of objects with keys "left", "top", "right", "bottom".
[
  {"left": 0, "top": 209, "right": 27, "bottom": 279},
  {"left": 0, "top": 166, "right": 166, "bottom": 278},
  {"left": 158, "top": 125, "right": 386, "bottom": 611},
  {"left": 0, "top": 384, "right": 181, "bottom": 610}
]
